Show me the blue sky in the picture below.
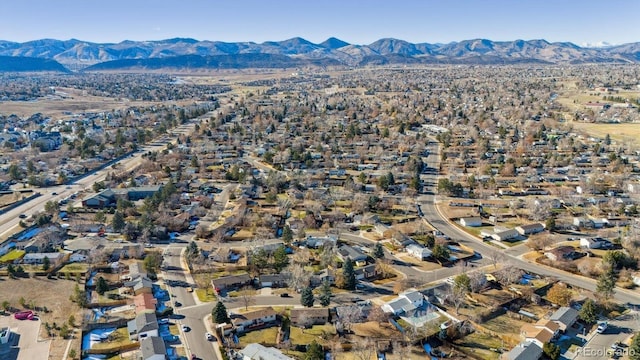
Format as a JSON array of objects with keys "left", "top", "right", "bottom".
[{"left": 1, "top": 0, "right": 638, "bottom": 46}]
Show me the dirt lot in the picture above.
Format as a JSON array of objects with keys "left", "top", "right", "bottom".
[
  {"left": 0, "top": 276, "right": 84, "bottom": 360},
  {"left": 0, "top": 87, "right": 194, "bottom": 119}
]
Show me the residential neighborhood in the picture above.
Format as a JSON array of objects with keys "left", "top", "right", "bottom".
[{"left": 1, "top": 60, "right": 640, "bottom": 360}]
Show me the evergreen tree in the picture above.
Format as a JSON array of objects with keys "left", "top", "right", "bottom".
[
  {"left": 42, "top": 256, "right": 50, "bottom": 271},
  {"left": 111, "top": 211, "right": 125, "bottom": 232},
  {"left": 305, "top": 341, "right": 324, "bottom": 360},
  {"left": 543, "top": 343, "right": 561, "bottom": 360},
  {"left": 301, "top": 287, "right": 315, "bottom": 307},
  {"left": 272, "top": 245, "right": 290, "bottom": 273},
  {"left": 630, "top": 332, "right": 640, "bottom": 360},
  {"left": 373, "top": 242, "right": 384, "bottom": 259},
  {"left": 596, "top": 265, "right": 617, "bottom": 302},
  {"left": 282, "top": 225, "right": 293, "bottom": 244},
  {"left": 432, "top": 244, "right": 451, "bottom": 263},
  {"left": 578, "top": 299, "right": 599, "bottom": 324},
  {"left": 318, "top": 280, "right": 332, "bottom": 307},
  {"left": 342, "top": 259, "right": 356, "bottom": 290},
  {"left": 96, "top": 276, "right": 109, "bottom": 295},
  {"left": 212, "top": 301, "right": 230, "bottom": 323}
]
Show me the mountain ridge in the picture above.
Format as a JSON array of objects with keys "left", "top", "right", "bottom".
[{"left": 0, "top": 37, "right": 639, "bottom": 71}]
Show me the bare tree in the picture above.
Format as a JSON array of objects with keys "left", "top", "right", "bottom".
[
  {"left": 353, "top": 337, "right": 376, "bottom": 360},
  {"left": 469, "top": 271, "right": 486, "bottom": 293},
  {"left": 288, "top": 263, "right": 310, "bottom": 291},
  {"left": 487, "top": 248, "right": 505, "bottom": 269},
  {"left": 446, "top": 284, "right": 468, "bottom": 315},
  {"left": 392, "top": 340, "right": 409, "bottom": 359},
  {"left": 238, "top": 286, "right": 257, "bottom": 311},
  {"left": 366, "top": 305, "right": 388, "bottom": 325}
]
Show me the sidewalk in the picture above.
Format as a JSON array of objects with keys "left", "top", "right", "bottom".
[
  {"left": 180, "top": 247, "right": 202, "bottom": 305},
  {"left": 203, "top": 314, "right": 226, "bottom": 360}
]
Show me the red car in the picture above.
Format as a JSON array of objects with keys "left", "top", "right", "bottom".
[{"left": 15, "top": 311, "right": 34, "bottom": 320}]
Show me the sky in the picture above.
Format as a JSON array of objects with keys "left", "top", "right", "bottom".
[{"left": 1, "top": 0, "right": 639, "bottom": 46}]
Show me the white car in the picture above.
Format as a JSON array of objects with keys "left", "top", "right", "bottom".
[{"left": 596, "top": 322, "right": 608, "bottom": 334}]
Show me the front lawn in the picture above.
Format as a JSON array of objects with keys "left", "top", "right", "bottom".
[
  {"left": 237, "top": 327, "right": 279, "bottom": 348},
  {"left": 0, "top": 249, "right": 25, "bottom": 263},
  {"left": 91, "top": 328, "right": 135, "bottom": 351},
  {"left": 289, "top": 324, "right": 335, "bottom": 345},
  {"left": 58, "top": 263, "right": 89, "bottom": 274},
  {"left": 455, "top": 331, "right": 503, "bottom": 360},
  {"left": 195, "top": 288, "right": 217, "bottom": 302}
]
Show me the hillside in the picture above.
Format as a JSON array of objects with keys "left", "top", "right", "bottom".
[{"left": 0, "top": 37, "right": 638, "bottom": 69}]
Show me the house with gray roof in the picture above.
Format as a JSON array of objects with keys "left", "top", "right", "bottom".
[
  {"left": 139, "top": 336, "right": 166, "bottom": 360},
  {"left": 127, "top": 312, "right": 158, "bottom": 341},
  {"left": 549, "top": 306, "right": 579, "bottom": 332},
  {"left": 504, "top": 341, "right": 542, "bottom": 360},
  {"left": 338, "top": 245, "right": 368, "bottom": 263}
]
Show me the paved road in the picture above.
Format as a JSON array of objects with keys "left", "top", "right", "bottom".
[
  {"left": 417, "top": 138, "right": 640, "bottom": 305},
  {"left": 574, "top": 311, "right": 639, "bottom": 360},
  {"left": 163, "top": 244, "right": 218, "bottom": 360}
]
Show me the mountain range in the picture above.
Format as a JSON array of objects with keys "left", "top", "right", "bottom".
[{"left": 1, "top": 37, "right": 639, "bottom": 72}]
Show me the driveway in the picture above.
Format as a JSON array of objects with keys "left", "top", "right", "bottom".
[
  {"left": 0, "top": 316, "right": 50, "bottom": 360},
  {"left": 573, "top": 311, "right": 638, "bottom": 360}
]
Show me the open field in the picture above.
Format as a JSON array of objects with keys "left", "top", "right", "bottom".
[
  {"left": 0, "top": 276, "right": 84, "bottom": 360},
  {"left": 571, "top": 122, "right": 640, "bottom": 146},
  {"left": 0, "top": 87, "right": 197, "bottom": 119}
]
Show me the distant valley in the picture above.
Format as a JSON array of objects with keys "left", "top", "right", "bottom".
[{"left": 0, "top": 37, "right": 639, "bottom": 72}]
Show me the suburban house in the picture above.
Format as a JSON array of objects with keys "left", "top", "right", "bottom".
[
  {"left": 579, "top": 237, "right": 612, "bottom": 249},
  {"left": 503, "top": 341, "right": 542, "bottom": 360},
  {"left": 127, "top": 312, "right": 159, "bottom": 341},
  {"left": 544, "top": 246, "right": 584, "bottom": 262},
  {"left": 406, "top": 243, "right": 432, "bottom": 260},
  {"left": 231, "top": 307, "right": 277, "bottom": 333},
  {"left": 289, "top": 308, "right": 330, "bottom": 327},
  {"left": 69, "top": 251, "right": 89, "bottom": 263},
  {"left": 258, "top": 273, "right": 290, "bottom": 288},
  {"left": 520, "top": 319, "right": 560, "bottom": 347},
  {"left": 382, "top": 290, "right": 425, "bottom": 315},
  {"left": 515, "top": 223, "right": 545, "bottom": 236},
  {"left": 211, "top": 274, "right": 253, "bottom": 293},
  {"left": 239, "top": 343, "right": 293, "bottom": 360},
  {"left": 304, "top": 235, "right": 337, "bottom": 249},
  {"left": 139, "top": 336, "right": 166, "bottom": 360},
  {"left": 459, "top": 217, "right": 482, "bottom": 227},
  {"left": 125, "top": 276, "right": 154, "bottom": 296},
  {"left": 491, "top": 228, "right": 520, "bottom": 242},
  {"left": 22, "top": 252, "right": 65, "bottom": 267},
  {"left": 133, "top": 293, "right": 157, "bottom": 314},
  {"left": 82, "top": 185, "right": 163, "bottom": 208},
  {"left": 549, "top": 306, "right": 579, "bottom": 332},
  {"left": 354, "top": 264, "right": 380, "bottom": 280},
  {"left": 338, "top": 245, "right": 368, "bottom": 264}
]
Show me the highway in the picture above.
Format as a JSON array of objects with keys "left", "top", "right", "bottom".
[{"left": 417, "top": 138, "right": 640, "bottom": 305}]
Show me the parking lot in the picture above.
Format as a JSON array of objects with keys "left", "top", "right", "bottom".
[{"left": 0, "top": 316, "right": 50, "bottom": 360}]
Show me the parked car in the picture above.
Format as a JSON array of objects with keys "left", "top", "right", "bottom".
[
  {"left": 280, "top": 293, "right": 290, "bottom": 298},
  {"left": 18, "top": 214, "right": 27, "bottom": 219},
  {"left": 182, "top": 325, "right": 191, "bottom": 332},
  {"left": 206, "top": 332, "right": 215, "bottom": 341},
  {"left": 596, "top": 322, "right": 608, "bottom": 333},
  {"left": 175, "top": 301, "right": 182, "bottom": 307},
  {"left": 162, "top": 334, "right": 179, "bottom": 342}
]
